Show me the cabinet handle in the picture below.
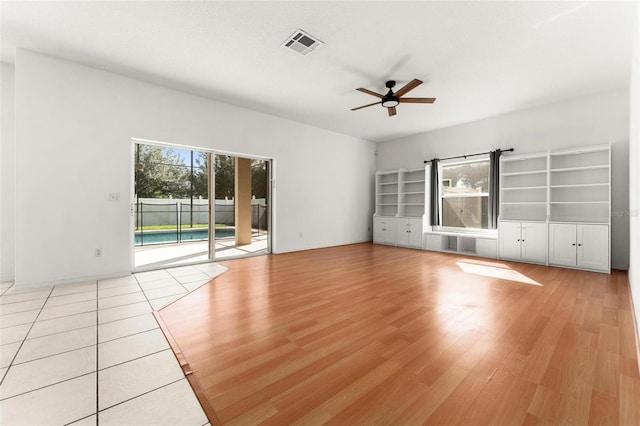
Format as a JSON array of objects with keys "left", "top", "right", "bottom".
[
  {"left": 572, "top": 243, "right": 576, "bottom": 246},
  {"left": 522, "top": 240, "right": 525, "bottom": 242},
  {"left": 517, "top": 239, "right": 520, "bottom": 242},
  {"left": 578, "top": 244, "right": 582, "bottom": 247}
]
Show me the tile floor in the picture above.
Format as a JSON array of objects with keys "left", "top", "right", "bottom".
[{"left": 0, "top": 262, "right": 227, "bottom": 425}]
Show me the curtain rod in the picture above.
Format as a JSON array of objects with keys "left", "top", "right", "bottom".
[{"left": 423, "top": 148, "right": 514, "bottom": 164}]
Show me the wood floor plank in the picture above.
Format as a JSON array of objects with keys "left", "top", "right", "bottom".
[{"left": 156, "top": 243, "right": 640, "bottom": 424}]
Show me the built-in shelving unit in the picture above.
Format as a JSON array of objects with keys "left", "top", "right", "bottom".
[
  {"left": 375, "top": 170, "right": 399, "bottom": 218},
  {"left": 498, "top": 144, "right": 610, "bottom": 273},
  {"left": 374, "top": 168, "right": 426, "bottom": 249},
  {"left": 398, "top": 168, "right": 426, "bottom": 218},
  {"left": 549, "top": 145, "right": 610, "bottom": 223},
  {"left": 499, "top": 152, "right": 548, "bottom": 222}
]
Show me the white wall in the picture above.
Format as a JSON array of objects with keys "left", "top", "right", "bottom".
[
  {"left": 376, "top": 88, "right": 630, "bottom": 269},
  {"left": 1, "top": 64, "right": 15, "bottom": 282},
  {"left": 12, "top": 50, "right": 376, "bottom": 288},
  {"left": 628, "top": 4, "right": 640, "bottom": 348}
]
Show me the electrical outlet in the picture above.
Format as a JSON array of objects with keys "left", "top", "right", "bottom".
[
  {"left": 109, "top": 193, "right": 120, "bottom": 202},
  {"left": 95, "top": 248, "right": 102, "bottom": 256}
]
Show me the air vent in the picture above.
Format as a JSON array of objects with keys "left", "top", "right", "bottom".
[{"left": 282, "top": 29, "right": 323, "bottom": 55}]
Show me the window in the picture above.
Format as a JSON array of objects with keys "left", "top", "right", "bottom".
[{"left": 440, "top": 159, "right": 490, "bottom": 229}]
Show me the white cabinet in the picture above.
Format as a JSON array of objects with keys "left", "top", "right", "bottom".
[
  {"left": 549, "top": 223, "right": 609, "bottom": 272},
  {"left": 373, "top": 217, "right": 397, "bottom": 245},
  {"left": 499, "top": 221, "right": 546, "bottom": 264},
  {"left": 397, "top": 218, "right": 422, "bottom": 248}
]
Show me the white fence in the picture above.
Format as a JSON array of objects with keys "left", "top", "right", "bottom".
[{"left": 134, "top": 198, "right": 267, "bottom": 228}]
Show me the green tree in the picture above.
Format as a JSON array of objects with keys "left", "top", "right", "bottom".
[
  {"left": 251, "top": 160, "right": 268, "bottom": 199},
  {"left": 135, "top": 145, "right": 189, "bottom": 198},
  {"left": 191, "top": 151, "right": 209, "bottom": 198},
  {"left": 214, "top": 154, "right": 235, "bottom": 199}
]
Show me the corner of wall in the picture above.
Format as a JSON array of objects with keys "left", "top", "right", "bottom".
[
  {"left": 1, "top": 62, "right": 16, "bottom": 283},
  {"left": 627, "top": 1, "right": 640, "bottom": 373}
]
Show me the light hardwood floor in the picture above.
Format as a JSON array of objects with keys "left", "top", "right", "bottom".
[{"left": 157, "top": 243, "right": 640, "bottom": 425}]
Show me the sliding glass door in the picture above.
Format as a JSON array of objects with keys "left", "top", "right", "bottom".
[{"left": 132, "top": 141, "right": 272, "bottom": 271}]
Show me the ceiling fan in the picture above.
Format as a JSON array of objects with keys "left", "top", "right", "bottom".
[{"left": 351, "top": 79, "right": 436, "bottom": 117}]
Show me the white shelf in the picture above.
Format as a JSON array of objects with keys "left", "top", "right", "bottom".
[
  {"left": 550, "top": 183, "right": 608, "bottom": 188},
  {"left": 501, "top": 186, "right": 546, "bottom": 190},
  {"left": 400, "top": 191, "right": 424, "bottom": 195},
  {"left": 501, "top": 170, "right": 547, "bottom": 176},
  {"left": 550, "top": 165, "right": 608, "bottom": 172},
  {"left": 550, "top": 145, "right": 609, "bottom": 156},
  {"left": 402, "top": 180, "right": 425, "bottom": 184},
  {"left": 550, "top": 201, "right": 608, "bottom": 204},
  {"left": 502, "top": 153, "right": 548, "bottom": 162},
  {"left": 377, "top": 182, "right": 398, "bottom": 186},
  {"left": 502, "top": 201, "right": 547, "bottom": 205}
]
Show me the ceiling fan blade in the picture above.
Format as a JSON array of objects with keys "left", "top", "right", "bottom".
[
  {"left": 399, "top": 97, "right": 436, "bottom": 103},
  {"left": 351, "top": 101, "right": 380, "bottom": 111},
  {"left": 356, "top": 88, "right": 384, "bottom": 98},
  {"left": 394, "top": 79, "right": 423, "bottom": 97},
  {"left": 388, "top": 106, "right": 397, "bottom": 117}
]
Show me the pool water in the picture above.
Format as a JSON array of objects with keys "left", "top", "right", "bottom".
[{"left": 135, "top": 227, "right": 234, "bottom": 245}]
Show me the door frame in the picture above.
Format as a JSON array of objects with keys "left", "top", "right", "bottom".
[
  {"left": 131, "top": 138, "right": 274, "bottom": 272},
  {"left": 209, "top": 150, "right": 274, "bottom": 260}
]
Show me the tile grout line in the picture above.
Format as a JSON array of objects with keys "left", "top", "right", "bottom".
[
  {"left": 0, "top": 285, "right": 55, "bottom": 388},
  {"left": 98, "top": 327, "right": 163, "bottom": 347},
  {"left": 0, "top": 283, "right": 14, "bottom": 297},
  {"left": 63, "top": 412, "right": 95, "bottom": 426},
  {"left": 0, "top": 371, "right": 96, "bottom": 402},
  {"left": 97, "top": 377, "right": 185, "bottom": 414},
  {"left": 98, "top": 311, "right": 153, "bottom": 326},
  {"left": 23, "top": 324, "right": 97, "bottom": 343},
  {"left": 97, "top": 348, "right": 172, "bottom": 373},
  {"left": 9, "top": 343, "right": 97, "bottom": 367}
]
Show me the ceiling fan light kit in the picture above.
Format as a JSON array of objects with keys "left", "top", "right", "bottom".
[{"left": 351, "top": 79, "right": 436, "bottom": 116}]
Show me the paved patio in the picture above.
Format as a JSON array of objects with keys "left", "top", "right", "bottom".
[{"left": 134, "top": 234, "right": 268, "bottom": 270}]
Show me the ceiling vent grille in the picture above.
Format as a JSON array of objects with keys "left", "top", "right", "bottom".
[{"left": 282, "top": 29, "right": 323, "bottom": 55}]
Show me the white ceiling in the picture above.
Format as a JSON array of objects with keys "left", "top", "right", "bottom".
[{"left": 0, "top": 1, "right": 634, "bottom": 143}]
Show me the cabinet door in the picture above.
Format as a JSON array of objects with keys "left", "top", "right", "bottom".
[
  {"left": 499, "top": 222, "right": 522, "bottom": 260},
  {"left": 549, "top": 223, "right": 577, "bottom": 267},
  {"left": 408, "top": 219, "right": 423, "bottom": 248},
  {"left": 384, "top": 218, "right": 397, "bottom": 245},
  {"left": 373, "top": 218, "right": 385, "bottom": 243},
  {"left": 577, "top": 224, "right": 609, "bottom": 271},
  {"left": 521, "top": 222, "right": 547, "bottom": 263},
  {"left": 396, "top": 218, "right": 410, "bottom": 246}
]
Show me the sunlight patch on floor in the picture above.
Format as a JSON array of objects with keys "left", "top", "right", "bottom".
[{"left": 456, "top": 259, "right": 542, "bottom": 286}]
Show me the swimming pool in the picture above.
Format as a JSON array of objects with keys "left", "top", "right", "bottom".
[{"left": 134, "top": 227, "right": 235, "bottom": 245}]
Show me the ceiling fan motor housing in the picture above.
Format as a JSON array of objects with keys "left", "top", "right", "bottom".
[{"left": 381, "top": 80, "right": 399, "bottom": 107}]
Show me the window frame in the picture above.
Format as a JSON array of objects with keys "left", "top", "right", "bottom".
[{"left": 437, "top": 156, "right": 491, "bottom": 232}]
